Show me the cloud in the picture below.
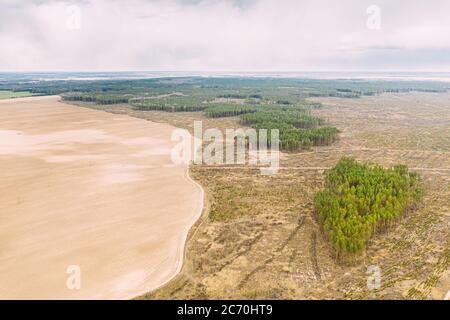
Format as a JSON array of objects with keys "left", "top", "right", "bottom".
[{"left": 1, "top": 0, "right": 450, "bottom": 72}]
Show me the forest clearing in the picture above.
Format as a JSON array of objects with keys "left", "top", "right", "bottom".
[{"left": 0, "top": 96, "right": 203, "bottom": 299}]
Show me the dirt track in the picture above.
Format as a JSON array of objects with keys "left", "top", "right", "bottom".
[{"left": 0, "top": 96, "right": 203, "bottom": 299}]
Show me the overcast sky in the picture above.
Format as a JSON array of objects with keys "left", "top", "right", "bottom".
[{"left": 1, "top": 0, "right": 450, "bottom": 72}]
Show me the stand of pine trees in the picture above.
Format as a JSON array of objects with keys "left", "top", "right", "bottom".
[
  {"left": 130, "top": 99, "right": 207, "bottom": 112},
  {"left": 314, "top": 158, "right": 423, "bottom": 261},
  {"left": 62, "top": 93, "right": 129, "bottom": 105},
  {"left": 204, "top": 104, "right": 258, "bottom": 118},
  {"left": 241, "top": 109, "right": 339, "bottom": 150}
]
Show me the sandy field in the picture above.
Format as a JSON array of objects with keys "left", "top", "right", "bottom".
[{"left": 0, "top": 96, "right": 203, "bottom": 299}]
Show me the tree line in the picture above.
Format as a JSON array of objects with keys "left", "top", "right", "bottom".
[
  {"left": 62, "top": 93, "right": 130, "bottom": 105},
  {"left": 204, "top": 104, "right": 259, "bottom": 118},
  {"left": 130, "top": 98, "right": 207, "bottom": 112},
  {"left": 240, "top": 109, "right": 338, "bottom": 150}
]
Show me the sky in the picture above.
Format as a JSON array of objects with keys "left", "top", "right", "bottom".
[{"left": 1, "top": 0, "right": 450, "bottom": 72}]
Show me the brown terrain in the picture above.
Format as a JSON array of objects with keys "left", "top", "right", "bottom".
[
  {"left": 132, "top": 92, "right": 448, "bottom": 300},
  {"left": 17, "top": 91, "right": 449, "bottom": 300},
  {"left": 0, "top": 96, "right": 203, "bottom": 299}
]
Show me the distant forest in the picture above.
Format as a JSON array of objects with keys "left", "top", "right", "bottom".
[{"left": 1, "top": 75, "right": 448, "bottom": 152}]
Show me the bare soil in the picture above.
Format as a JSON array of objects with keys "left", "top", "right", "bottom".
[{"left": 0, "top": 96, "right": 203, "bottom": 299}]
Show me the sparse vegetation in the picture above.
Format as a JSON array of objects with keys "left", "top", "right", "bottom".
[{"left": 137, "top": 91, "right": 449, "bottom": 300}]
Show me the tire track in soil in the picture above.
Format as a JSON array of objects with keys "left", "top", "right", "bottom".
[
  {"left": 215, "top": 232, "right": 265, "bottom": 274},
  {"left": 237, "top": 215, "right": 306, "bottom": 289},
  {"left": 310, "top": 231, "right": 321, "bottom": 281}
]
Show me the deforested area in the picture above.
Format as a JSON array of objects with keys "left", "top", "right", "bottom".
[{"left": 2, "top": 1, "right": 450, "bottom": 302}]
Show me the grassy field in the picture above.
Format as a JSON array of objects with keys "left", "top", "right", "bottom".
[
  {"left": 67, "top": 90, "right": 449, "bottom": 300},
  {"left": 0, "top": 90, "right": 39, "bottom": 100}
]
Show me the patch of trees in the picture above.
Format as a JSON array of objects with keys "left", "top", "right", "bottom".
[
  {"left": 62, "top": 93, "right": 129, "bottom": 105},
  {"left": 241, "top": 109, "right": 339, "bottom": 150},
  {"left": 314, "top": 158, "right": 423, "bottom": 261},
  {"left": 204, "top": 104, "right": 258, "bottom": 118},
  {"left": 130, "top": 98, "right": 207, "bottom": 112},
  {"left": 279, "top": 127, "right": 339, "bottom": 149},
  {"left": 308, "top": 91, "right": 361, "bottom": 99},
  {"left": 336, "top": 88, "right": 352, "bottom": 93},
  {"left": 61, "top": 94, "right": 95, "bottom": 102},
  {"left": 276, "top": 100, "right": 292, "bottom": 105},
  {"left": 216, "top": 93, "right": 263, "bottom": 100},
  {"left": 241, "top": 109, "right": 324, "bottom": 129},
  {"left": 361, "top": 91, "right": 377, "bottom": 96},
  {"left": 217, "top": 93, "right": 248, "bottom": 99}
]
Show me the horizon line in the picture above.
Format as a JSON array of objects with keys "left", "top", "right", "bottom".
[{"left": 3, "top": 70, "right": 450, "bottom": 74}]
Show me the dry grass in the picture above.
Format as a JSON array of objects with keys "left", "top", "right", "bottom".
[
  {"left": 70, "top": 92, "right": 450, "bottom": 300},
  {"left": 141, "top": 168, "right": 448, "bottom": 300}
]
